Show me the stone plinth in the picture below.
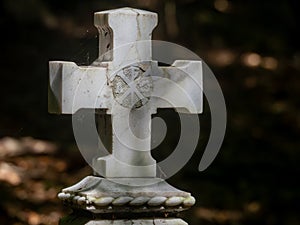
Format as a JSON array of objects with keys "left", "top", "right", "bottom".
[{"left": 60, "top": 214, "right": 188, "bottom": 225}]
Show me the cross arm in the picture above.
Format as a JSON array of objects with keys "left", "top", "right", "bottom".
[
  {"left": 152, "top": 60, "right": 203, "bottom": 114},
  {"left": 48, "top": 61, "right": 112, "bottom": 114}
]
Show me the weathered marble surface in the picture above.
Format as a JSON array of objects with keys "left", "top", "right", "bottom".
[
  {"left": 49, "top": 7, "right": 203, "bottom": 178},
  {"left": 50, "top": 7, "right": 200, "bottom": 225}
]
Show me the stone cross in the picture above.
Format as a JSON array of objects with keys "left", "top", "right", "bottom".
[{"left": 49, "top": 7, "right": 202, "bottom": 178}]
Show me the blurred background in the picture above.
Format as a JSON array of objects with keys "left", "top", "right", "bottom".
[{"left": 0, "top": 0, "right": 299, "bottom": 224}]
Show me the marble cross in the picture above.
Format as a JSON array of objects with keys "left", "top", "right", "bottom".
[{"left": 49, "top": 8, "right": 203, "bottom": 178}]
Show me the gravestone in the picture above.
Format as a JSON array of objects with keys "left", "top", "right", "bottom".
[{"left": 49, "top": 7, "right": 202, "bottom": 225}]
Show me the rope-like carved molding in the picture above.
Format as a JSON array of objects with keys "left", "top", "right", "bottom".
[{"left": 58, "top": 192, "right": 196, "bottom": 208}]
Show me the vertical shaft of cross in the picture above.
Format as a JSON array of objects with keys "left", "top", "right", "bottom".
[
  {"left": 92, "top": 8, "right": 159, "bottom": 177},
  {"left": 112, "top": 106, "right": 155, "bottom": 167}
]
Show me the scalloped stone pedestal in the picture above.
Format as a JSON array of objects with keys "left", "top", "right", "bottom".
[
  {"left": 58, "top": 176, "right": 195, "bottom": 224},
  {"left": 58, "top": 176, "right": 195, "bottom": 214}
]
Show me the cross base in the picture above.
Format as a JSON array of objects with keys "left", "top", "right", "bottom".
[
  {"left": 58, "top": 176, "right": 195, "bottom": 215},
  {"left": 93, "top": 156, "right": 156, "bottom": 178}
]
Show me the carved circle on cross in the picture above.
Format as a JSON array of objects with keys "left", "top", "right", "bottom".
[{"left": 112, "top": 64, "right": 153, "bottom": 109}]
